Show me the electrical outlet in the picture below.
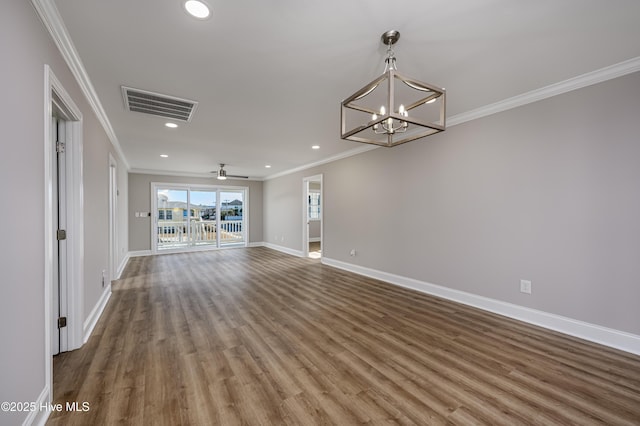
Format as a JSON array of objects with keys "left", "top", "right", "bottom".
[
  {"left": 350, "top": 249, "right": 356, "bottom": 256},
  {"left": 520, "top": 279, "right": 532, "bottom": 294}
]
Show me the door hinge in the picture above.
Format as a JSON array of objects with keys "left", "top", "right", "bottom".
[
  {"left": 56, "top": 229, "right": 67, "bottom": 240},
  {"left": 56, "top": 141, "right": 66, "bottom": 153},
  {"left": 58, "top": 317, "right": 67, "bottom": 328}
]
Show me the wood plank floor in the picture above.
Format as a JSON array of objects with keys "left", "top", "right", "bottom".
[{"left": 48, "top": 247, "right": 640, "bottom": 425}]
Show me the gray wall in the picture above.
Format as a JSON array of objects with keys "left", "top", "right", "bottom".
[
  {"left": 83, "top": 122, "right": 129, "bottom": 319},
  {"left": 264, "top": 171, "right": 307, "bottom": 247},
  {"left": 0, "top": 1, "right": 128, "bottom": 424},
  {"left": 129, "top": 173, "right": 263, "bottom": 251},
  {"left": 264, "top": 71, "right": 640, "bottom": 336},
  {"left": 309, "top": 221, "right": 321, "bottom": 239}
]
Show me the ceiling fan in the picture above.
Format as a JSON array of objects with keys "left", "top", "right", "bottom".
[{"left": 211, "top": 163, "right": 248, "bottom": 180}]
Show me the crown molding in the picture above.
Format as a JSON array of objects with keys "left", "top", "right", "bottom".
[
  {"left": 448, "top": 56, "right": 640, "bottom": 127},
  {"left": 130, "top": 146, "right": 375, "bottom": 182},
  {"left": 31, "top": 0, "right": 130, "bottom": 170},
  {"left": 29, "top": 0, "right": 640, "bottom": 178},
  {"left": 265, "top": 57, "right": 640, "bottom": 181},
  {"left": 263, "top": 145, "right": 378, "bottom": 181},
  {"left": 129, "top": 168, "right": 262, "bottom": 181}
]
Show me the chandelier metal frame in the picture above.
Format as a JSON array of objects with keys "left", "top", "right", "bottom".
[{"left": 341, "top": 30, "right": 446, "bottom": 147}]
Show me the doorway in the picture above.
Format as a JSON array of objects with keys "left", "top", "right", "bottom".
[
  {"left": 49, "top": 87, "right": 84, "bottom": 354},
  {"left": 45, "top": 65, "right": 85, "bottom": 402},
  {"left": 52, "top": 116, "right": 66, "bottom": 355},
  {"left": 303, "top": 174, "right": 323, "bottom": 259}
]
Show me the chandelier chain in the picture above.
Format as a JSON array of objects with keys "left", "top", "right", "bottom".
[{"left": 384, "top": 41, "right": 397, "bottom": 72}]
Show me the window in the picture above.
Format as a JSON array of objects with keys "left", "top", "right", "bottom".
[
  {"left": 309, "top": 191, "right": 320, "bottom": 220},
  {"left": 153, "top": 184, "right": 247, "bottom": 252}
]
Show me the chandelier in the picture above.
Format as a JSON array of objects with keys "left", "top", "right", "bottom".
[{"left": 341, "top": 31, "right": 446, "bottom": 147}]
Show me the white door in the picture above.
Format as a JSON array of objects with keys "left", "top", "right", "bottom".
[{"left": 53, "top": 117, "right": 69, "bottom": 355}]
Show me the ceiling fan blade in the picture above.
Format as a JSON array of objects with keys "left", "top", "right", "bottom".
[{"left": 209, "top": 163, "right": 248, "bottom": 179}]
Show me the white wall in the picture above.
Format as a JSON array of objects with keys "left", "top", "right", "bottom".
[
  {"left": 264, "top": 71, "right": 640, "bottom": 338},
  {"left": 0, "top": 1, "right": 128, "bottom": 424}
]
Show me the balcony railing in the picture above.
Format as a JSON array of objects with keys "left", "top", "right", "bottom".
[{"left": 157, "top": 219, "right": 243, "bottom": 248}]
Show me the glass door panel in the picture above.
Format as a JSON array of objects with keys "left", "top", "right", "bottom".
[
  {"left": 220, "top": 191, "right": 245, "bottom": 246},
  {"left": 157, "top": 188, "right": 189, "bottom": 250},
  {"left": 189, "top": 190, "right": 217, "bottom": 247},
  {"left": 154, "top": 184, "right": 247, "bottom": 252}
]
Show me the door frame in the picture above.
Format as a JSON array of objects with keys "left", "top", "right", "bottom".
[
  {"left": 302, "top": 174, "right": 323, "bottom": 258},
  {"left": 53, "top": 116, "right": 68, "bottom": 356},
  {"left": 108, "top": 154, "right": 118, "bottom": 282},
  {"left": 44, "top": 65, "right": 84, "bottom": 400}
]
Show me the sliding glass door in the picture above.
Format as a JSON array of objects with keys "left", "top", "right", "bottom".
[
  {"left": 220, "top": 190, "right": 244, "bottom": 246},
  {"left": 157, "top": 188, "right": 189, "bottom": 250},
  {"left": 153, "top": 184, "right": 247, "bottom": 252},
  {"left": 190, "top": 189, "right": 217, "bottom": 247}
]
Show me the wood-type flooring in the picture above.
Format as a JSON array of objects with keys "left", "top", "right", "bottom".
[{"left": 48, "top": 247, "right": 640, "bottom": 425}]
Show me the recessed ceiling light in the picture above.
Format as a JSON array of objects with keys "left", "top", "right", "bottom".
[
  {"left": 183, "top": 0, "right": 211, "bottom": 19},
  {"left": 165, "top": 122, "right": 178, "bottom": 128},
  {"left": 265, "top": 165, "right": 272, "bottom": 168},
  {"left": 312, "top": 145, "right": 320, "bottom": 150},
  {"left": 160, "top": 154, "right": 169, "bottom": 158}
]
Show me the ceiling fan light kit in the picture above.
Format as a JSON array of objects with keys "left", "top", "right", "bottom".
[
  {"left": 341, "top": 30, "right": 446, "bottom": 147},
  {"left": 214, "top": 164, "right": 248, "bottom": 180}
]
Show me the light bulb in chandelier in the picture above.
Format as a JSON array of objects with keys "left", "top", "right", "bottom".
[{"left": 371, "top": 104, "right": 409, "bottom": 135}]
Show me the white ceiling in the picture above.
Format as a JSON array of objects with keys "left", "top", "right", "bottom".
[{"left": 53, "top": 0, "right": 640, "bottom": 179}]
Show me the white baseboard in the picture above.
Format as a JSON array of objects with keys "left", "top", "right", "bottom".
[
  {"left": 128, "top": 250, "right": 152, "bottom": 258},
  {"left": 322, "top": 257, "right": 640, "bottom": 356},
  {"left": 116, "top": 253, "right": 130, "bottom": 279},
  {"left": 22, "top": 386, "right": 50, "bottom": 426},
  {"left": 308, "top": 237, "right": 321, "bottom": 243},
  {"left": 82, "top": 285, "right": 111, "bottom": 343},
  {"left": 263, "top": 242, "right": 304, "bottom": 258},
  {"left": 128, "top": 244, "right": 263, "bottom": 257}
]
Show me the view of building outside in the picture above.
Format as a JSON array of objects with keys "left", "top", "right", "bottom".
[{"left": 156, "top": 188, "right": 244, "bottom": 249}]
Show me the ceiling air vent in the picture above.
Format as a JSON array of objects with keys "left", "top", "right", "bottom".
[{"left": 121, "top": 86, "right": 198, "bottom": 122}]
